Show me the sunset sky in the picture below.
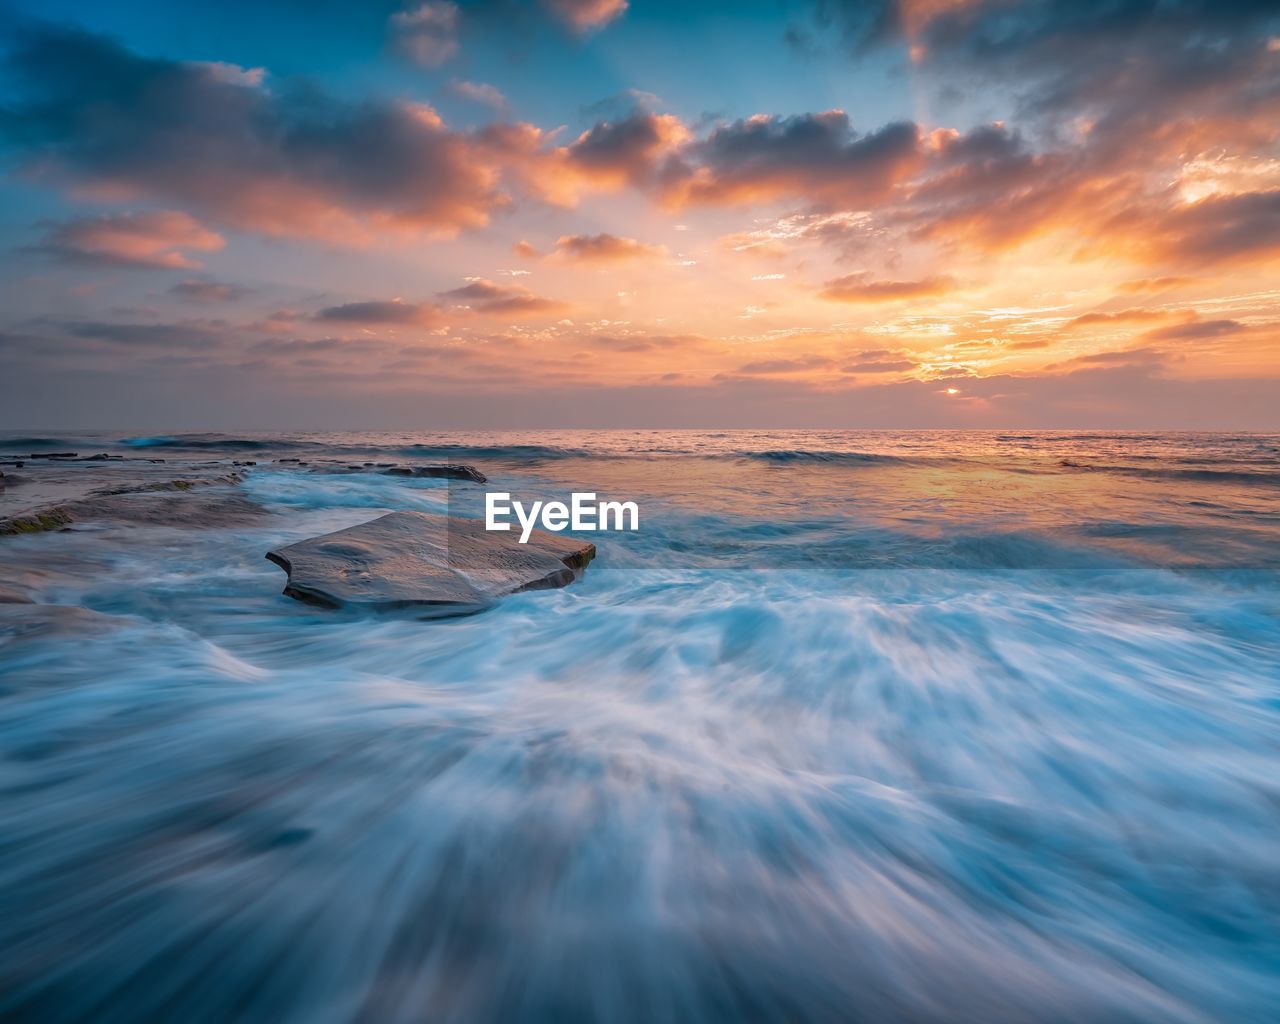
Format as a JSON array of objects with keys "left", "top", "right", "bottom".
[{"left": 1, "top": 0, "right": 1278, "bottom": 428}]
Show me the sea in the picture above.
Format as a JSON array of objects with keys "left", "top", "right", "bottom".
[{"left": 1, "top": 430, "right": 1278, "bottom": 1022}]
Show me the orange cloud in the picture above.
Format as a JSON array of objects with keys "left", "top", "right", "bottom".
[
  {"left": 1117, "top": 190, "right": 1280, "bottom": 267},
  {"left": 38, "top": 210, "right": 224, "bottom": 268},
  {"left": 553, "top": 233, "right": 665, "bottom": 262},
  {"left": 1142, "top": 319, "right": 1246, "bottom": 342},
  {"left": 819, "top": 273, "right": 955, "bottom": 302},
  {"left": 563, "top": 112, "right": 690, "bottom": 191},
  {"left": 1065, "top": 308, "right": 1181, "bottom": 329},
  {"left": 544, "top": 0, "right": 628, "bottom": 32},
  {"left": 439, "top": 278, "right": 570, "bottom": 317},
  {"left": 1118, "top": 276, "right": 1203, "bottom": 294}
]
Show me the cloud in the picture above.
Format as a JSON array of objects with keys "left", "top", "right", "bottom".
[
  {"left": 821, "top": 1, "right": 1279, "bottom": 132},
  {"left": 1064, "top": 346, "right": 1169, "bottom": 367},
  {"left": 819, "top": 272, "right": 955, "bottom": 302},
  {"left": 843, "top": 359, "right": 917, "bottom": 373},
  {"left": 798, "top": 1, "right": 1280, "bottom": 265},
  {"left": 1, "top": 23, "right": 517, "bottom": 241},
  {"left": 1121, "top": 190, "right": 1280, "bottom": 267},
  {"left": 60, "top": 318, "right": 225, "bottom": 348},
  {"left": 1117, "top": 276, "right": 1202, "bottom": 294},
  {"left": 561, "top": 111, "right": 690, "bottom": 191},
  {"left": 438, "top": 278, "right": 569, "bottom": 316},
  {"left": 669, "top": 113, "right": 922, "bottom": 207},
  {"left": 169, "top": 279, "right": 251, "bottom": 302},
  {"left": 314, "top": 299, "right": 444, "bottom": 326},
  {"left": 590, "top": 333, "right": 700, "bottom": 352},
  {"left": 191, "top": 61, "right": 266, "bottom": 88},
  {"left": 544, "top": 0, "right": 628, "bottom": 32},
  {"left": 735, "top": 355, "right": 834, "bottom": 375},
  {"left": 1065, "top": 308, "right": 1177, "bottom": 329},
  {"left": 447, "top": 79, "right": 508, "bottom": 111},
  {"left": 553, "top": 233, "right": 665, "bottom": 262},
  {"left": 389, "top": 2, "right": 459, "bottom": 67},
  {"left": 1143, "top": 319, "right": 1245, "bottom": 342},
  {"left": 36, "top": 211, "right": 224, "bottom": 269},
  {"left": 16, "top": 23, "right": 1245, "bottom": 271},
  {"left": 722, "top": 211, "right": 876, "bottom": 257}
]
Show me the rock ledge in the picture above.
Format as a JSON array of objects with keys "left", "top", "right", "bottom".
[{"left": 266, "top": 511, "right": 594, "bottom": 615}]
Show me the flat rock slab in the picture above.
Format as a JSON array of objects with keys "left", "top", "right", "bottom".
[{"left": 266, "top": 511, "right": 595, "bottom": 615}]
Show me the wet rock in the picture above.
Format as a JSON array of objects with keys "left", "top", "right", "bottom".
[
  {"left": 382, "top": 464, "right": 487, "bottom": 483},
  {"left": 0, "top": 508, "right": 73, "bottom": 536},
  {"left": 2, "top": 471, "right": 260, "bottom": 536},
  {"left": 88, "top": 472, "right": 244, "bottom": 497},
  {"left": 29, "top": 452, "right": 78, "bottom": 460},
  {"left": 1, "top": 489, "right": 269, "bottom": 532},
  {"left": 266, "top": 511, "right": 594, "bottom": 615},
  {"left": 71, "top": 492, "right": 267, "bottom": 527}
]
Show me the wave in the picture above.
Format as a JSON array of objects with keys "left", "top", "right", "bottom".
[
  {"left": 1060, "top": 459, "right": 1280, "bottom": 487},
  {"left": 119, "top": 434, "right": 317, "bottom": 452},
  {"left": 116, "top": 437, "right": 593, "bottom": 460},
  {"left": 0, "top": 436, "right": 86, "bottom": 449},
  {"left": 392, "top": 443, "right": 591, "bottom": 461},
  {"left": 738, "top": 449, "right": 910, "bottom": 465}
]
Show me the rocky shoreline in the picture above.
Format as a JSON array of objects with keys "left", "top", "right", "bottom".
[{"left": 1, "top": 456, "right": 592, "bottom": 615}]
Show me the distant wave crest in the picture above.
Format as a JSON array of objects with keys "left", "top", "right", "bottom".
[
  {"left": 119, "top": 434, "right": 313, "bottom": 451},
  {"left": 0, "top": 436, "right": 85, "bottom": 449},
  {"left": 739, "top": 449, "right": 908, "bottom": 465},
  {"left": 1060, "top": 459, "right": 1280, "bottom": 487},
  {"left": 394, "top": 443, "right": 590, "bottom": 461}
]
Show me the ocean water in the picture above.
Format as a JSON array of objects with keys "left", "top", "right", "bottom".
[{"left": 1, "top": 430, "right": 1278, "bottom": 1022}]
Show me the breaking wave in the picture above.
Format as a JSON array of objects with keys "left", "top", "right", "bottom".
[
  {"left": 119, "top": 434, "right": 312, "bottom": 451},
  {"left": 0, "top": 435, "right": 88, "bottom": 449},
  {"left": 736, "top": 449, "right": 911, "bottom": 464},
  {"left": 393, "top": 443, "right": 591, "bottom": 461}
]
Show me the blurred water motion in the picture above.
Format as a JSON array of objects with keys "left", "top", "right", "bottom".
[{"left": 1, "top": 430, "right": 1278, "bottom": 1022}]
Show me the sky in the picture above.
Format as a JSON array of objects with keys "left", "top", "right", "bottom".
[{"left": 1, "top": 0, "right": 1278, "bottom": 430}]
